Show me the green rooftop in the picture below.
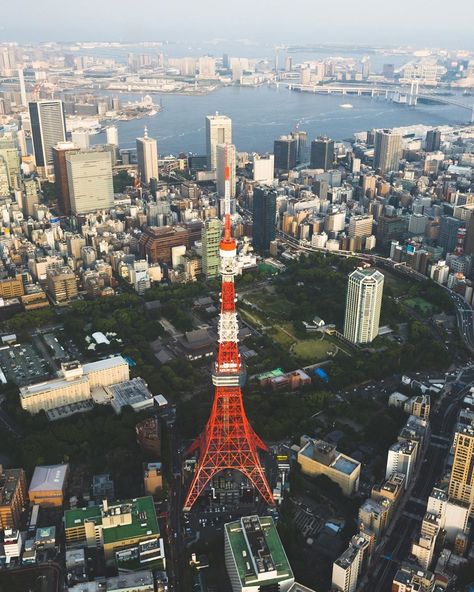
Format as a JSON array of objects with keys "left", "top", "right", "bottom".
[
  {"left": 65, "top": 505, "right": 102, "bottom": 530},
  {"left": 102, "top": 496, "right": 159, "bottom": 545},
  {"left": 64, "top": 496, "right": 159, "bottom": 545},
  {"left": 256, "top": 368, "right": 285, "bottom": 381},
  {"left": 225, "top": 516, "right": 293, "bottom": 587}
]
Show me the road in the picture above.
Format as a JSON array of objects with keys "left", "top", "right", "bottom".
[{"left": 368, "top": 372, "right": 473, "bottom": 591}]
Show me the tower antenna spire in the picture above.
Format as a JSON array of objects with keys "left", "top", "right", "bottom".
[{"left": 183, "top": 167, "right": 274, "bottom": 512}]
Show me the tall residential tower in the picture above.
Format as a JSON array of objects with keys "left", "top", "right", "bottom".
[{"left": 343, "top": 268, "right": 384, "bottom": 344}]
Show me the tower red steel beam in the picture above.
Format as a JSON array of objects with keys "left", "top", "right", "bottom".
[{"left": 183, "top": 166, "right": 274, "bottom": 512}]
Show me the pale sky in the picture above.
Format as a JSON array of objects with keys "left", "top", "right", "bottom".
[{"left": 1, "top": 0, "right": 473, "bottom": 48}]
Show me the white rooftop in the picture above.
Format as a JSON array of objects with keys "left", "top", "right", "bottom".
[{"left": 29, "top": 464, "right": 68, "bottom": 492}]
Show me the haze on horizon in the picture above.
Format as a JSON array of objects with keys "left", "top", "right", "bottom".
[{"left": 1, "top": 0, "right": 473, "bottom": 49}]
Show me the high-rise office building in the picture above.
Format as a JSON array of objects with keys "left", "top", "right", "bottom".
[
  {"left": 439, "top": 216, "right": 463, "bottom": 254},
  {"left": 201, "top": 218, "right": 223, "bottom": 279},
  {"left": 18, "top": 69, "right": 27, "bottom": 107},
  {"left": 53, "top": 142, "right": 80, "bottom": 215},
  {"left": 0, "top": 139, "right": 20, "bottom": 191},
  {"left": 343, "top": 268, "right": 384, "bottom": 345},
  {"left": 292, "top": 130, "right": 309, "bottom": 164},
  {"left": 136, "top": 127, "right": 159, "bottom": 185},
  {"left": 448, "top": 422, "right": 474, "bottom": 515},
  {"left": 373, "top": 129, "right": 401, "bottom": 174},
  {"left": 253, "top": 154, "right": 274, "bottom": 185},
  {"left": 252, "top": 186, "right": 277, "bottom": 252},
  {"left": 106, "top": 126, "right": 119, "bottom": 147},
  {"left": 216, "top": 143, "right": 236, "bottom": 199},
  {"left": 206, "top": 114, "right": 232, "bottom": 170},
  {"left": 310, "top": 137, "right": 335, "bottom": 171},
  {"left": 66, "top": 150, "right": 114, "bottom": 214},
  {"left": 71, "top": 130, "right": 90, "bottom": 150},
  {"left": 28, "top": 100, "right": 67, "bottom": 174},
  {"left": 425, "top": 129, "right": 441, "bottom": 152},
  {"left": 273, "top": 135, "right": 297, "bottom": 173}
]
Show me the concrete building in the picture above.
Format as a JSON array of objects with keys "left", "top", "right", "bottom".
[
  {"left": 64, "top": 496, "right": 164, "bottom": 568},
  {"left": 46, "top": 265, "right": 78, "bottom": 303},
  {"left": 20, "top": 357, "right": 130, "bottom": 414},
  {"left": 224, "top": 515, "right": 294, "bottom": 592},
  {"left": 385, "top": 440, "right": 419, "bottom": 488},
  {"left": 427, "top": 488, "right": 469, "bottom": 544},
  {"left": 298, "top": 437, "right": 360, "bottom": 496},
  {"left": 66, "top": 150, "right": 114, "bottom": 214},
  {"left": 206, "top": 114, "right": 232, "bottom": 170},
  {"left": 310, "top": 137, "right": 334, "bottom": 171},
  {"left": 202, "top": 218, "right": 223, "bottom": 279},
  {"left": 136, "top": 127, "right": 159, "bottom": 185},
  {"left": 253, "top": 154, "right": 274, "bottom": 185},
  {"left": 28, "top": 464, "right": 69, "bottom": 507},
  {"left": 274, "top": 136, "right": 297, "bottom": 174},
  {"left": 29, "top": 100, "right": 67, "bottom": 175},
  {"left": 143, "top": 462, "right": 163, "bottom": 496},
  {"left": 373, "top": 129, "right": 401, "bottom": 174},
  {"left": 53, "top": 142, "right": 80, "bottom": 215},
  {"left": 392, "top": 565, "right": 435, "bottom": 591},
  {"left": 348, "top": 215, "right": 373, "bottom": 239},
  {"left": 0, "top": 277, "right": 24, "bottom": 299},
  {"left": 343, "top": 267, "right": 384, "bottom": 345},
  {"left": 0, "top": 467, "right": 27, "bottom": 529},
  {"left": 332, "top": 533, "right": 371, "bottom": 592},
  {"left": 430, "top": 260, "right": 450, "bottom": 285},
  {"left": 216, "top": 143, "right": 236, "bottom": 201},
  {"left": 448, "top": 423, "right": 474, "bottom": 515},
  {"left": 106, "top": 126, "right": 119, "bottom": 147},
  {"left": 358, "top": 498, "right": 391, "bottom": 539},
  {"left": 252, "top": 186, "right": 277, "bottom": 252}
]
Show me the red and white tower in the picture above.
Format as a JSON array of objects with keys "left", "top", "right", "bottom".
[{"left": 183, "top": 167, "right": 274, "bottom": 511}]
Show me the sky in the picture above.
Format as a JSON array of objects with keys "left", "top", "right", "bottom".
[{"left": 1, "top": 0, "right": 473, "bottom": 49}]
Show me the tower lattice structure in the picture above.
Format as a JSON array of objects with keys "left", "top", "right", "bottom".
[{"left": 183, "top": 168, "right": 274, "bottom": 512}]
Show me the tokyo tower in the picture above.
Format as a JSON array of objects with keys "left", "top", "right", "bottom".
[{"left": 183, "top": 167, "right": 274, "bottom": 512}]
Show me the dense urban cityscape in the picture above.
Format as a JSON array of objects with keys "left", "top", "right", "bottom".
[{"left": 1, "top": 5, "right": 474, "bottom": 591}]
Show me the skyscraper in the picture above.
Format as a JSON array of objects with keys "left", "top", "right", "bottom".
[
  {"left": 136, "top": 127, "right": 159, "bottom": 185},
  {"left": 216, "top": 143, "right": 236, "bottom": 216},
  {"left": 448, "top": 421, "right": 474, "bottom": 515},
  {"left": 252, "top": 186, "right": 277, "bottom": 252},
  {"left": 310, "top": 137, "right": 335, "bottom": 171},
  {"left": 343, "top": 268, "right": 384, "bottom": 345},
  {"left": 18, "top": 69, "right": 27, "bottom": 107},
  {"left": 106, "top": 126, "right": 119, "bottom": 147},
  {"left": 373, "top": 129, "right": 401, "bottom": 174},
  {"left": 206, "top": 114, "right": 232, "bottom": 170},
  {"left": 53, "top": 142, "right": 80, "bottom": 215},
  {"left": 28, "top": 100, "right": 67, "bottom": 175},
  {"left": 273, "top": 135, "right": 297, "bottom": 174},
  {"left": 66, "top": 150, "right": 114, "bottom": 214},
  {"left": 425, "top": 129, "right": 441, "bottom": 152},
  {"left": 201, "top": 218, "right": 223, "bottom": 279}
]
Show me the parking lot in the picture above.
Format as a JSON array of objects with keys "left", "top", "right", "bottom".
[{"left": 0, "top": 343, "right": 52, "bottom": 386}]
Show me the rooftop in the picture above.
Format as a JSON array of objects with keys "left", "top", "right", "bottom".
[
  {"left": 29, "top": 464, "right": 68, "bottom": 493},
  {"left": 102, "top": 496, "right": 159, "bottom": 545},
  {"left": 225, "top": 516, "right": 293, "bottom": 587}
]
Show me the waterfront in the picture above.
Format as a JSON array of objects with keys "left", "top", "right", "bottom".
[{"left": 92, "top": 85, "right": 471, "bottom": 155}]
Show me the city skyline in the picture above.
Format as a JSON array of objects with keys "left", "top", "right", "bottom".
[{"left": 0, "top": 0, "right": 473, "bottom": 48}]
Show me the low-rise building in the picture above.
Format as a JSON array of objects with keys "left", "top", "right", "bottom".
[
  {"left": 28, "top": 464, "right": 69, "bottom": 507},
  {"left": 20, "top": 356, "right": 130, "bottom": 414},
  {"left": 298, "top": 437, "right": 360, "bottom": 496},
  {"left": 64, "top": 496, "right": 165, "bottom": 569},
  {"left": 144, "top": 463, "right": 163, "bottom": 497}
]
